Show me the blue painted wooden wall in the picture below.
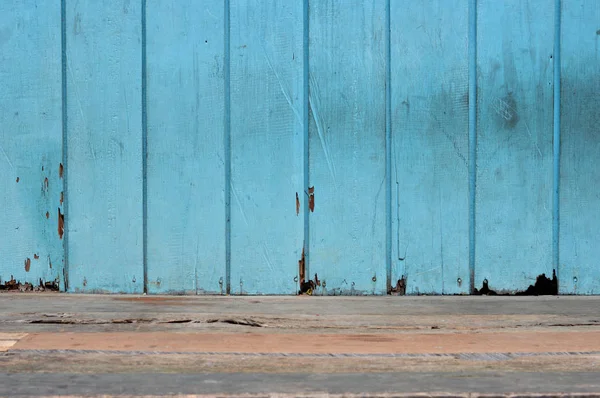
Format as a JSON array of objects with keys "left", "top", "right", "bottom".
[{"left": 1, "top": 0, "right": 599, "bottom": 295}]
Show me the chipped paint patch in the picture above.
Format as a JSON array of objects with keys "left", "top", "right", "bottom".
[
  {"left": 474, "top": 271, "right": 559, "bottom": 296},
  {"left": 0, "top": 276, "right": 60, "bottom": 292},
  {"left": 390, "top": 276, "right": 407, "bottom": 296},
  {"left": 58, "top": 208, "right": 64, "bottom": 239},
  {"left": 307, "top": 186, "right": 315, "bottom": 212}
]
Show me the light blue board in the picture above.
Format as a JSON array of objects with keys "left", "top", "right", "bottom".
[
  {"left": 391, "top": 0, "right": 470, "bottom": 295},
  {"left": 229, "top": 0, "right": 304, "bottom": 295},
  {"left": 475, "top": 0, "right": 554, "bottom": 293},
  {"left": 0, "top": 1, "right": 65, "bottom": 289},
  {"left": 146, "top": 1, "right": 226, "bottom": 295},
  {"left": 559, "top": 1, "right": 600, "bottom": 294},
  {"left": 66, "top": 0, "right": 143, "bottom": 293},
  {"left": 308, "top": 0, "right": 387, "bottom": 295}
]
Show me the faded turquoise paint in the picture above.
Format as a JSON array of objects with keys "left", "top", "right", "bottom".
[
  {"left": 391, "top": 0, "right": 470, "bottom": 295},
  {"left": 145, "top": 0, "right": 226, "bottom": 294},
  {"left": 229, "top": 0, "right": 304, "bottom": 295},
  {"left": 0, "top": 1, "right": 65, "bottom": 290},
  {"left": 559, "top": 1, "right": 600, "bottom": 295},
  {"left": 2, "top": 0, "right": 600, "bottom": 295},
  {"left": 65, "top": 0, "right": 144, "bottom": 293},
  {"left": 474, "top": 0, "right": 554, "bottom": 293},
  {"left": 308, "top": 0, "right": 387, "bottom": 295}
]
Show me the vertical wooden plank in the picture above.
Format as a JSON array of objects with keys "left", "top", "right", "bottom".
[
  {"left": 390, "top": 0, "right": 470, "bottom": 295},
  {"left": 559, "top": 1, "right": 600, "bottom": 294},
  {"left": 66, "top": 0, "right": 143, "bottom": 293},
  {"left": 475, "top": 0, "right": 554, "bottom": 292},
  {"left": 309, "top": 0, "right": 387, "bottom": 295},
  {"left": 229, "top": 0, "right": 304, "bottom": 294},
  {"left": 0, "top": 1, "right": 64, "bottom": 289},
  {"left": 145, "top": 1, "right": 226, "bottom": 294}
]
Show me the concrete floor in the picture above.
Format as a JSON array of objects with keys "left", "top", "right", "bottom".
[{"left": 1, "top": 293, "right": 600, "bottom": 396}]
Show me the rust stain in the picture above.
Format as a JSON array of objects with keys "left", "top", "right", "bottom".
[
  {"left": 58, "top": 208, "right": 64, "bottom": 239},
  {"left": 46, "top": 211, "right": 50, "bottom": 219},
  {"left": 298, "top": 247, "right": 305, "bottom": 285},
  {"left": 24, "top": 258, "right": 31, "bottom": 272},
  {"left": 308, "top": 186, "right": 315, "bottom": 212},
  {"left": 16, "top": 177, "right": 19, "bottom": 183},
  {"left": 296, "top": 192, "right": 300, "bottom": 216},
  {"left": 59, "top": 163, "right": 64, "bottom": 178},
  {"left": 33, "top": 254, "right": 39, "bottom": 260},
  {"left": 60, "top": 191, "right": 64, "bottom": 205}
]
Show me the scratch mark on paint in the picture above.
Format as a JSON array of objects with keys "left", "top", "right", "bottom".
[
  {"left": 296, "top": 192, "right": 300, "bottom": 215},
  {"left": 492, "top": 97, "right": 542, "bottom": 158},
  {"left": 205, "top": 7, "right": 218, "bottom": 20},
  {"left": 522, "top": 119, "right": 543, "bottom": 158},
  {"left": 60, "top": 192, "right": 64, "bottom": 205},
  {"left": 441, "top": 129, "right": 467, "bottom": 167},
  {"left": 412, "top": 266, "right": 440, "bottom": 277},
  {"left": 230, "top": 181, "right": 249, "bottom": 227},
  {"left": 24, "top": 258, "right": 31, "bottom": 272},
  {"left": 48, "top": 255, "right": 52, "bottom": 269},
  {"left": 16, "top": 177, "right": 19, "bottom": 183},
  {"left": 59, "top": 163, "right": 64, "bottom": 178},
  {"left": 261, "top": 243, "right": 275, "bottom": 274},
  {"left": 309, "top": 75, "right": 337, "bottom": 186},
  {"left": 492, "top": 97, "right": 514, "bottom": 120},
  {"left": 46, "top": 211, "right": 50, "bottom": 219},
  {"left": 430, "top": 113, "right": 467, "bottom": 167},
  {"left": 307, "top": 187, "right": 315, "bottom": 212},
  {"left": 262, "top": 45, "right": 302, "bottom": 124},
  {"left": 0, "top": 145, "right": 14, "bottom": 170}
]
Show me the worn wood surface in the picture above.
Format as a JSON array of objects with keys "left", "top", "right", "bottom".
[{"left": 0, "top": 1, "right": 599, "bottom": 295}]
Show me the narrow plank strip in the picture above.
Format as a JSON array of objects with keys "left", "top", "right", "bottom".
[{"left": 14, "top": 331, "right": 600, "bottom": 355}]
